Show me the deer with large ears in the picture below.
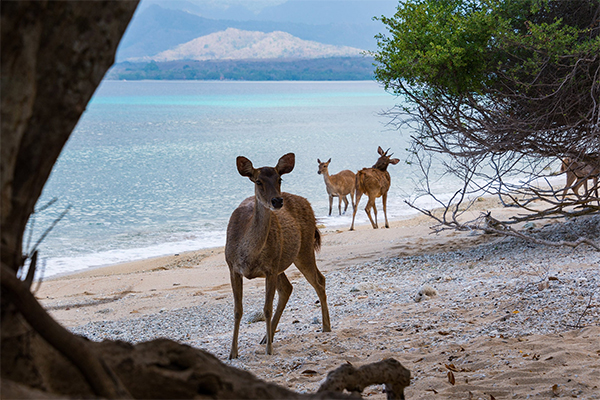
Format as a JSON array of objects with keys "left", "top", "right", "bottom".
[
  {"left": 317, "top": 158, "right": 356, "bottom": 215},
  {"left": 225, "top": 153, "right": 331, "bottom": 359},
  {"left": 350, "top": 146, "right": 400, "bottom": 231}
]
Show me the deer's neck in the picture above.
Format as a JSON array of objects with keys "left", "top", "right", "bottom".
[
  {"left": 247, "top": 199, "right": 272, "bottom": 256},
  {"left": 322, "top": 170, "right": 332, "bottom": 185}
]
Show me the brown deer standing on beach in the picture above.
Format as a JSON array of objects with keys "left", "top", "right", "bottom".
[
  {"left": 350, "top": 146, "right": 400, "bottom": 231},
  {"left": 225, "top": 153, "right": 331, "bottom": 359},
  {"left": 317, "top": 158, "right": 356, "bottom": 216},
  {"left": 560, "top": 157, "right": 600, "bottom": 204}
]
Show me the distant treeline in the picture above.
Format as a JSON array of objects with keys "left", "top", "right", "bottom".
[{"left": 106, "top": 57, "right": 375, "bottom": 81}]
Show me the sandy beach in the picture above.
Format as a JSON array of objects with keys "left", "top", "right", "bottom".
[{"left": 36, "top": 198, "right": 600, "bottom": 399}]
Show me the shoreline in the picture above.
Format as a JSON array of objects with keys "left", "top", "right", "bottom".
[{"left": 41, "top": 207, "right": 424, "bottom": 281}]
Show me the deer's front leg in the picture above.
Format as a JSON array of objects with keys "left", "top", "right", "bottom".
[
  {"left": 229, "top": 270, "right": 243, "bottom": 359},
  {"left": 263, "top": 273, "right": 277, "bottom": 355}
]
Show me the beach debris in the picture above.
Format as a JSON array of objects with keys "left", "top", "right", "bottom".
[
  {"left": 523, "top": 222, "right": 536, "bottom": 230},
  {"left": 447, "top": 370, "right": 455, "bottom": 385},
  {"left": 414, "top": 285, "right": 438, "bottom": 302},
  {"left": 246, "top": 311, "right": 265, "bottom": 324}
]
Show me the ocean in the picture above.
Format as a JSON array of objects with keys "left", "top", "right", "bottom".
[{"left": 29, "top": 80, "right": 452, "bottom": 278}]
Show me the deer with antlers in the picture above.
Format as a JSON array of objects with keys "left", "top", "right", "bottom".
[
  {"left": 560, "top": 157, "right": 600, "bottom": 204},
  {"left": 350, "top": 146, "right": 400, "bottom": 231},
  {"left": 317, "top": 158, "right": 356, "bottom": 216},
  {"left": 225, "top": 153, "right": 331, "bottom": 359}
]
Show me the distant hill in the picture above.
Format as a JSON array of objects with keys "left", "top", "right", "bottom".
[
  {"left": 116, "top": 2, "right": 395, "bottom": 61},
  {"left": 142, "top": 28, "right": 364, "bottom": 62},
  {"left": 105, "top": 57, "right": 375, "bottom": 81},
  {"left": 113, "top": 0, "right": 393, "bottom": 80}
]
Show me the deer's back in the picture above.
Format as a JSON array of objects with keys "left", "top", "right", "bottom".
[
  {"left": 356, "top": 168, "right": 391, "bottom": 197},
  {"left": 562, "top": 159, "right": 600, "bottom": 177},
  {"left": 328, "top": 170, "right": 355, "bottom": 196},
  {"left": 278, "top": 192, "right": 319, "bottom": 250}
]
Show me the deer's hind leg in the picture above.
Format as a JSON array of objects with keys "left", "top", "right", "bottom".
[
  {"left": 260, "top": 272, "right": 293, "bottom": 345},
  {"left": 341, "top": 195, "right": 349, "bottom": 214},
  {"left": 365, "top": 195, "right": 378, "bottom": 229},
  {"left": 228, "top": 270, "right": 243, "bottom": 359},
  {"left": 382, "top": 192, "right": 390, "bottom": 228},
  {"left": 294, "top": 252, "right": 331, "bottom": 333},
  {"left": 350, "top": 189, "right": 363, "bottom": 230}
]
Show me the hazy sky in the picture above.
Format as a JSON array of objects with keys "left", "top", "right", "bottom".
[{"left": 137, "top": 0, "right": 398, "bottom": 23}]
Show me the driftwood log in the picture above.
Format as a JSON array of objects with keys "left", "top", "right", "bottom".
[
  {"left": 318, "top": 359, "right": 411, "bottom": 400},
  {"left": 0, "top": 2, "right": 411, "bottom": 398}
]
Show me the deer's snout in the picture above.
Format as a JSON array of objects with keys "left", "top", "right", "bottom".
[{"left": 271, "top": 197, "right": 284, "bottom": 209}]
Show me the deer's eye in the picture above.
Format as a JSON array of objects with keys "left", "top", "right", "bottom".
[{"left": 256, "top": 180, "right": 263, "bottom": 186}]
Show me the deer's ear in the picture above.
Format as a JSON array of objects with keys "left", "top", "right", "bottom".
[
  {"left": 377, "top": 146, "right": 385, "bottom": 155},
  {"left": 317, "top": 158, "right": 321, "bottom": 164},
  {"left": 390, "top": 158, "right": 400, "bottom": 165},
  {"left": 276, "top": 153, "right": 295, "bottom": 175},
  {"left": 237, "top": 156, "right": 255, "bottom": 179},
  {"left": 327, "top": 158, "right": 331, "bottom": 164}
]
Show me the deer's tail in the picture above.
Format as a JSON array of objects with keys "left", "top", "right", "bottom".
[{"left": 314, "top": 226, "right": 321, "bottom": 252}]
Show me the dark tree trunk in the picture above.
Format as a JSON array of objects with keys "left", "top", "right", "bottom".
[{"left": 1, "top": 1, "right": 140, "bottom": 396}]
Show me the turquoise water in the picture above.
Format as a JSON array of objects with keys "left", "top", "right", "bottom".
[{"left": 31, "top": 80, "right": 429, "bottom": 278}]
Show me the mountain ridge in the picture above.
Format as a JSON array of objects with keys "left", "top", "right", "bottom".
[
  {"left": 116, "top": 3, "right": 390, "bottom": 61},
  {"left": 141, "top": 28, "right": 364, "bottom": 62}
]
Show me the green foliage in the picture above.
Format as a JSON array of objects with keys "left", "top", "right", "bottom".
[
  {"left": 373, "top": 0, "right": 600, "bottom": 99},
  {"left": 373, "top": 0, "right": 501, "bottom": 95}
]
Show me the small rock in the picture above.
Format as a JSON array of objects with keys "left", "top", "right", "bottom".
[
  {"left": 523, "top": 222, "right": 536, "bottom": 230},
  {"left": 414, "top": 285, "right": 438, "bottom": 302},
  {"left": 246, "top": 311, "right": 265, "bottom": 324}
]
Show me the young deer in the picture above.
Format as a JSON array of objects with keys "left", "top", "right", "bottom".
[
  {"left": 560, "top": 157, "right": 600, "bottom": 204},
  {"left": 350, "top": 147, "right": 399, "bottom": 231},
  {"left": 225, "top": 153, "right": 331, "bottom": 359},
  {"left": 317, "top": 158, "right": 356, "bottom": 215}
]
